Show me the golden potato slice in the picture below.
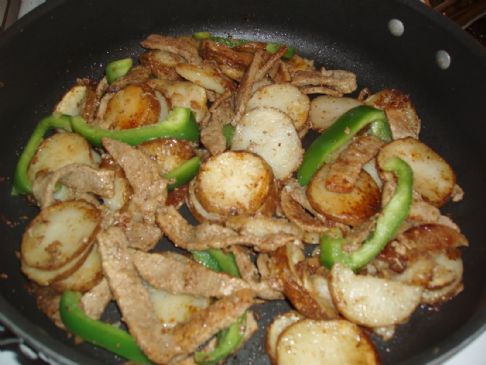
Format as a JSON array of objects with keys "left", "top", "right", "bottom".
[
  {"left": 137, "top": 138, "right": 195, "bottom": 175},
  {"left": 103, "top": 84, "right": 161, "bottom": 129},
  {"left": 307, "top": 164, "right": 381, "bottom": 226},
  {"left": 28, "top": 132, "right": 95, "bottom": 182},
  {"left": 329, "top": 264, "right": 422, "bottom": 327},
  {"left": 52, "top": 245, "right": 103, "bottom": 292},
  {"left": 276, "top": 319, "right": 379, "bottom": 365},
  {"left": 377, "top": 137, "right": 455, "bottom": 206},
  {"left": 21, "top": 200, "right": 100, "bottom": 270},
  {"left": 186, "top": 179, "right": 226, "bottom": 223},
  {"left": 246, "top": 84, "right": 310, "bottom": 131},
  {"left": 160, "top": 81, "right": 208, "bottom": 123},
  {"left": 195, "top": 151, "right": 275, "bottom": 217},
  {"left": 21, "top": 243, "right": 92, "bottom": 286},
  {"left": 147, "top": 285, "right": 210, "bottom": 328},
  {"left": 308, "top": 95, "right": 362, "bottom": 131},
  {"left": 54, "top": 85, "right": 87, "bottom": 116},
  {"left": 175, "top": 63, "right": 231, "bottom": 94},
  {"left": 232, "top": 107, "right": 304, "bottom": 180},
  {"left": 266, "top": 311, "right": 303, "bottom": 364},
  {"left": 139, "top": 49, "right": 185, "bottom": 80}
]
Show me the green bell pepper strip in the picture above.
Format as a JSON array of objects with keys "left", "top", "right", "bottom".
[
  {"left": 164, "top": 156, "right": 201, "bottom": 191},
  {"left": 59, "top": 291, "right": 152, "bottom": 364},
  {"left": 297, "top": 105, "right": 392, "bottom": 186},
  {"left": 222, "top": 124, "right": 235, "bottom": 147},
  {"left": 192, "top": 248, "right": 243, "bottom": 364},
  {"left": 106, "top": 58, "right": 133, "bottom": 84},
  {"left": 70, "top": 107, "right": 199, "bottom": 147},
  {"left": 194, "top": 313, "right": 247, "bottom": 365},
  {"left": 320, "top": 157, "right": 413, "bottom": 271},
  {"left": 192, "top": 249, "right": 240, "bottom": 278},
  {"left": 12, "top": 114, "right": 72, "bottom": 196},
  {"left": 265, "top": 42, "right": 296, "bottom": 60}
]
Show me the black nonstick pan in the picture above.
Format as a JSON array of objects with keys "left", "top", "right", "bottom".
[{"left": 0, "top": 0, "right": 485, "bottom": 364}]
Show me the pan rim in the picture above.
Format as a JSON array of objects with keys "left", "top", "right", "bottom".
[{"left": 1, "top": 0, "right": 485, "bottom": 364}]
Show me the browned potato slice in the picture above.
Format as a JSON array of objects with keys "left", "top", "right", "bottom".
[
  {"left": 175, "top": 63, "right": 231, "bottom": 94},
  {"left": 276, "top": 319, "right": 379, "bottom": 365},
  {"left": 28, "top": 132, "right": 95, "bottom": 182},
  {"left": 266, "top": 311, "right": 303, "bottom": 364},
  {"left": 309, "top": 95, "right": 362, "bottom": 131},
  {"left": 147, "top": 285, "right": 210, "bottom": 328},
  {"left": 139, "top": 50, "right": 185, "bottom": 80},
  {"left": 159, "top": 81, "right": 208, "bottom": 123},
  {"left": 377, "top": 137, "right": 456, "bottom": 206},
  {"left": 21, "top": 200, "right": 100, "bottom": 270},
  {"left": 231, "top": 107, "right": 304, "bottom": 180},
  {"left": 307, "top": 164, "right": 381, "bottom": 226},
  {"left": 103, "top": 84, "right": 161, "bottom": 129},
  {"left": 137, "top": 138, "right": 195, "bottom": 175},
  {"left": 246, "top": 84, "right": 310, "bottom": 131},
  {"left": 54, "top": 85, "right": 88, "bottom": 116},
  {"left": 329, "top": 264, "right": 422, "bottom": 327},
  {"left": 52, "top": 245, "right": 102, "bottom": 292},
  {"left": 21, "top": 243, "right": 92, "bottom": 286},
  {"left": 186, "top": 180, "right": 226, "bottom": 223},
  {"left": 195, "top": 151, "right": 275, "bottom": 217}
]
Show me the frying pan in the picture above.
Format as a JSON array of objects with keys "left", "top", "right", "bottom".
[{"left": 0, "top": 0, "right": 485, "bottom": 364}]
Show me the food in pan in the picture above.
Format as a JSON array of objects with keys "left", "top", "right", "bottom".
[{"left": 12, "top": 32, "right": 467, "bottom": 364}]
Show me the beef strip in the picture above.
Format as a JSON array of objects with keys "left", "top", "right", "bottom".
[{"left": 141, "top": 34, "right": 202, "bottom": 65}]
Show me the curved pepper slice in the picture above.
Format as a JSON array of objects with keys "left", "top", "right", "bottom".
[
  {"left": 320, "top": 157, "right": 413, "bottom": 271},
  {"left": 297, "top": 105, "right": 392, "bottom": 186},
  {"left": 59, "top": 291, "right": 152, "bottom": 364},
  {"left": 194, "top": 313, "right": 247, "bottom": 365},
  {"left": 12, "top": 114, "right": 72, "bottom": 195},
  {"left": 192, "top": 248, "right": 240, "bottom": 278},
  {"left": 105, "top": 58, "right": 133, "bottom": 84},
  {"left": 12, "top": 108, "right": 199, "bottom": 195},
  {"left": 164, "top": 156, "right": 201, "bottom": 191},
  {"left": 71, "top": 107, "right": 199, "bottom": 147}
]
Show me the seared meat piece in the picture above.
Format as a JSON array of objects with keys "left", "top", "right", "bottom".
[
  {"left": 291, "top": 68, "right": 357, "bottom": 95},
  {"left": 80, "top": 278, "right": 112, "bottom": 320},
  {"left": 141, "top": 34, "right": 201, "bottom": 65},
  {"left": 325, "top": 135, "right": 384, "bottom": 193}
]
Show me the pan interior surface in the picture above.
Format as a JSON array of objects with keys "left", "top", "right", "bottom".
[{"left": 0, "top": 0, "right": 485, "bottom": 364}]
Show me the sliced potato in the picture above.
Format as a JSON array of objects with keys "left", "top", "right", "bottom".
[
  {"left": 195, "top": 151, "right": 275, "bottom": 217},
  {"left": 54, "top": 85, "right": 88, "bottom": 116},
  {"left": 266, "top": 311, "right": 303, "bottom": 364},
  {"left": 103, "top": 84, "right": 161, "bottom": 129},
  {"left": 28, "top": 132, "right": 95, "bottom": 182},
  {"left": 21, "top": 200, "right": 100, "bottom": 270},
  {"left": 147, "top": 285, "right": 210, "bottom": 328},
  {"left": 139, "top": 49, "right": 185, "bottom": 80},
  {"left": 276, "top": 319, "right": 379, "bottom": 365},
  {"left": 307, "top": 164, "right": 381, "bottom": 226},
  {"left": 52, "top": 245, "right": 103, "bottom": 292},
  {"left": 246, "top": 84, "right": 310, "bottom": 131},
  {"left": 175, "top": 63, "right": 231, "bottom": 94},
  {"left": 21, "top": 243, "right": 92, "bottom": 286},
  {"left": 156, "top": 80, "right": 208, "bottom": 123},
  {"left": 102, "top": 175, "right": 132, "bottom": 212},
  {"left": 377, "top": 137, "right": 455, "bottom": 206},
  {"left": 231, "top": 107, "right": 303, "bottom": 180},
  {"left": 329, "top": 264, "right": 422, "bottom": 327},
  {"left": 137, "top": 138, "right": 195, "bottom": 175},
  {"left": 308, "top": 95, "right": 362, "bottom": 131},
  {"left": 186, "top": 179, "right": 226, "bottom": 223}
]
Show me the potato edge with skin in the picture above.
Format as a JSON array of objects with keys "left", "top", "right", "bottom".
[
  {"left": 309, "top": 95, "right": 362, "bottom": 132},
  {"left": 266, "top": 311, "right": 303, "bottom": 364},
  {"left": 276, "top": 319, "right": 379, "bottom": 365},
  {"left": 329, "top": 264, "right": 423, "bottom": 328},
  {"left": 377, "top": 137, "right": 456, "bottom": 207},
  {"left": 21, "top": 200, "right": 101, "bottom": 270}
]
